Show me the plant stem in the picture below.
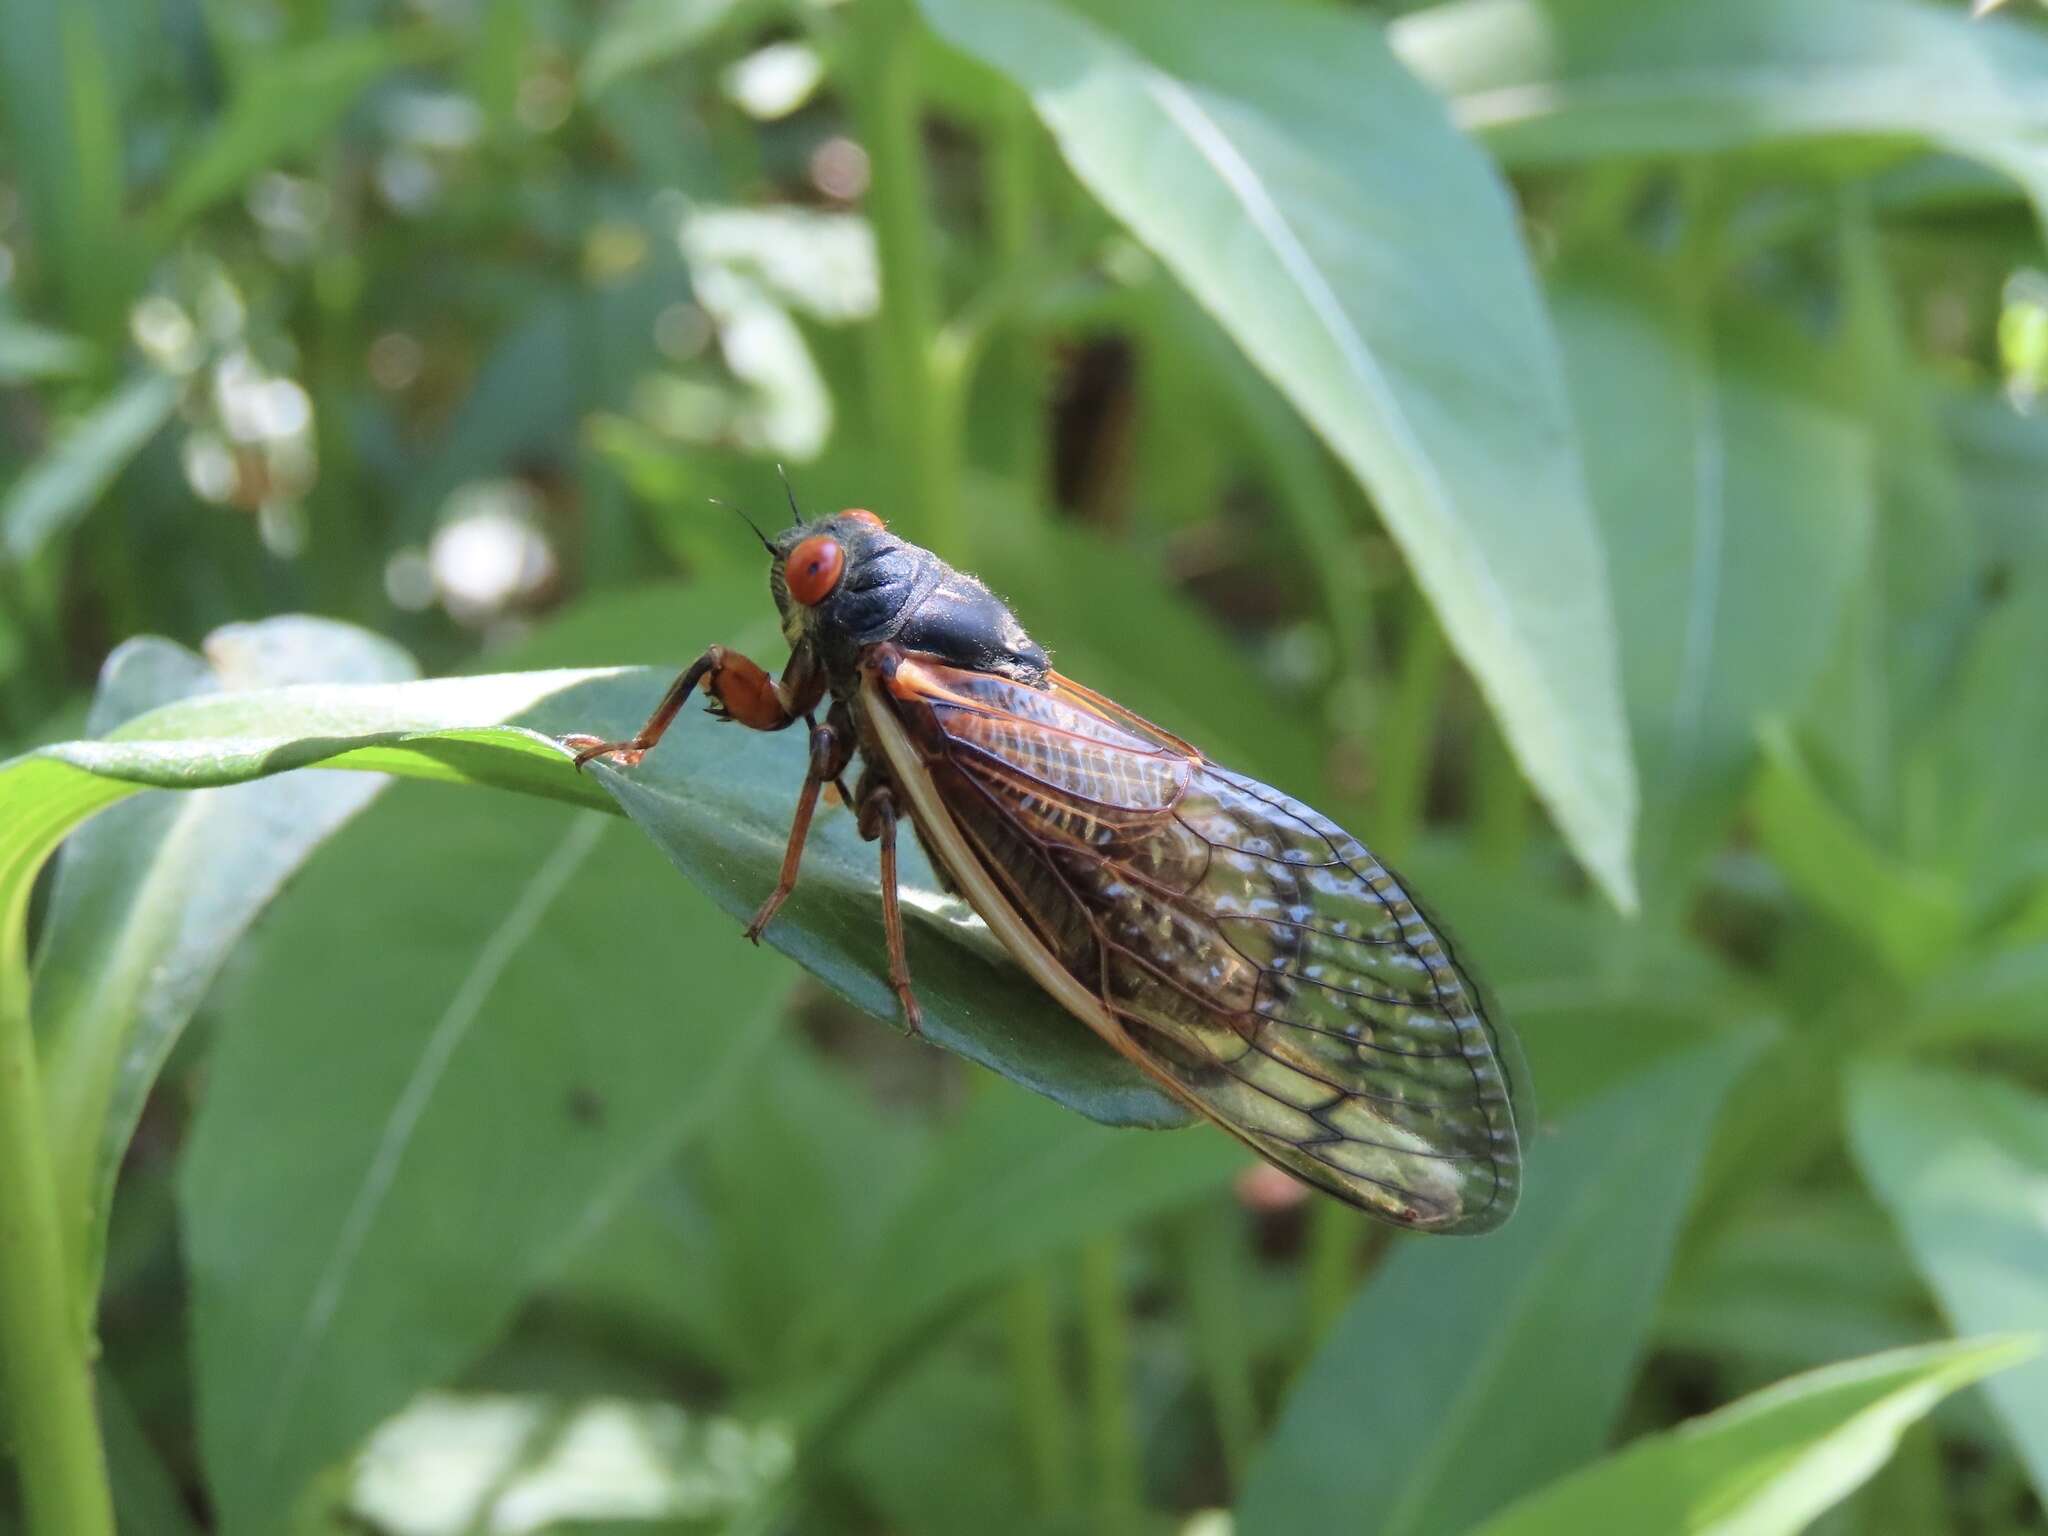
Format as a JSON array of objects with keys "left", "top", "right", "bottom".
[
  {"left": 1003, "top": 1264, "right": 1073, "bottom": 1512},
  {"left": 1471, "top": 720, "right": 1530, "bottom": 870},
  {"left": 0, "top": 837, "right": 116, "bottom": 1536},
  {"left": 1373, "top": 593, "right": 1447, "bottom": 867},
  {"left": 1078, "top": 1236, "right": 1140, "bottom": 1534},
  {"left": 1176, "top": 1208, "right": 1256, "bottom": 1491},
  {"left": 853, "top": 0, "right": 959, "bottom": 552},
  {"left": 1303, "top": 1200, "right": 1357, "bottom": 1346}
]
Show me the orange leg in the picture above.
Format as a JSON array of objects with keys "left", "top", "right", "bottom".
[
  {"left": 744, "top": 710, "right": 854, "bottom": 943},
  {"left": 860, "top": 785, "right": 924, "bottom": 1036},
  {"left": 565, "top": 645, "right": 802, "bottom": 769}
]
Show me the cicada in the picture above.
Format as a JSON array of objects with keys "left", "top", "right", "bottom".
[{"left": 567, "top": 510, "right": 1522, "bottom": 1233}]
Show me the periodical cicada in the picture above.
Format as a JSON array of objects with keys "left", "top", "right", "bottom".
[{"left": 566, "top": 508, "right": 1523, "bottom": 1234}]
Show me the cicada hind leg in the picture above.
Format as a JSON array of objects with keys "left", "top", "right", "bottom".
[{"left": 853, "top": 774, "right": 924, "bottom": 1037}]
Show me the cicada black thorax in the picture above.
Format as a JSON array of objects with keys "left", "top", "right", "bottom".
[{"left": 771, "top": 513, "right": 1051, "bottom": 697}]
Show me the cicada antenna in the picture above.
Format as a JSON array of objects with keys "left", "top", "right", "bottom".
[
  {"left": 776, "top": 463, "right": 802, "bottom": 526},
  {"left": 709, "top": 497, "right": 777, "bottom": 556}
]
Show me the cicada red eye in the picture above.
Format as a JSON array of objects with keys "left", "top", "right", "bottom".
[
  {"left": 786, "top": 535, "right": 845, "bottom": 606},
  {"left": 841, "top": 508, "right": 884, "bottom": 529}
]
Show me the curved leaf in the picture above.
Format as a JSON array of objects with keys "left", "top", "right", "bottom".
[
  {"left": 1850, "top": 1063, "right": 2048, "bottom": 1501},
  {"left": 31, "top": 618, "right": 414, "bottom": 1302},
  {"left": 920, "top": 0, "right": 1638, "bottom": 911},
  {"left": 1473, "top": 1336, "right": 2037, "bottom": 1536},
  {"left": 1, "top": 658, "right": 1182, "bottom": 1129},
  {"left": 1394, "top": 0, "right": 2048, "bottom": 227}
]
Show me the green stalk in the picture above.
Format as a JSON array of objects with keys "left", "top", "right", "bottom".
[
  {"left": 852, "top": 0, "right": 959, "bottom": 552},
  {"left": 1078, "top": 1237, "right": 1140, "bottom": 1534},
  {"left": 0, "top": 823, "right": 116, "bottom": 1536},
  {"left": 1303, "top": 1200, "right": 1357, "bottom": 1346},
  {"left": 1373, "top": 594, "right": 1447, "bottom": 868},
  {"left": 1176, "top": 1209, "right": 1256, "bottom": 1491},
  {"left": 1003, "top": 1264, "right": 1073, "bottom": 1512},
  {"left": 1470, "top": 721, "right": 1530, "bottom": 871}
]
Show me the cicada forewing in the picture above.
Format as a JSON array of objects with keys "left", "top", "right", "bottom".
[{"left": 863, "top": 654, "right": 1522, "bottom": 1234}]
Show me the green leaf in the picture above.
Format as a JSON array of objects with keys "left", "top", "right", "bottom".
[
  {"left": 1749, "top": 724, "right": 1966, "bottom": 979},
  {"left": 920, "top": 0, "right": 1639, "bottom": 912},
  {"left": 1904, "top": 580, "right": 2048, "bottom": 917},
  {"left": 1471, "top": 1336, "right": 2037, "bottom": 1536},
  {"left": 32, "top": 618, "right": 414, "bottom": 1304},
  {"left": 1, "top": 372, "right": 182, "bottom": 565},
  {"left": 0, "top": 314, "right": 96, "bottom": 384},
  {"left": 1553, "top": 262, "right": 1872, "bottom": 909},
  {"left": 1393, "top": 0, "right": 2048, "bottom": 226},
  {"left": 0, "top": 0, "right": 127, "bottom": 333},
  {"left": 0, "top": 652, "right": 1179, "bottom": 1127},
  {"left": 146, "top": 31, "right": 438, "bottom": 240},
  {"left": 1943, "top": 384, "right": 2048, "bottom": 576},
  {"left": 1238, "top": 1032, "right": 1764, "bottom": 1536},
  {"left": 1850, "top": 1062, "right": 2048, "bottom": 1501},
  {"left": 180, "top": 784, "right": 790, "bottom": 1534}
]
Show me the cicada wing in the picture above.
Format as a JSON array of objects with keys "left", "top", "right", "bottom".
[{"left": 879, "top": 657, "right": 1522, "bottom": 1233}]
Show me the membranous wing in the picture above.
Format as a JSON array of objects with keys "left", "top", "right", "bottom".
[{"left": 876, "top": 655, "right": 1521, "bottom": 1234}]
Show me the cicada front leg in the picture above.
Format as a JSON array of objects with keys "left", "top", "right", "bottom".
[
  {"left": 566, "top": 643, "right": 815, "bottom": 768},
  {"left": 854, "top": 774, "right": 924, "bottom": 1037}
]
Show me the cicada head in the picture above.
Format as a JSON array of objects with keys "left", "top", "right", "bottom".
[{"left": 768, "top": 509, "right": 1050, "bottom": 689}]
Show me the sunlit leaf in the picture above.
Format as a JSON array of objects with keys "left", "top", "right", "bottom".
[
  {"left": 1394, "top": 0, "right": 2048, "bottom": 229},
  {"left": 1553, "top": 261, "right": 1871, "bottom": 910},
  {"left": 31, "top": 618, "right": 413, "bottom": 1302},
  {"left": 921, "top": 0, "right": 1639, "bottom": 912},
  {"left": 1472, "top": 1336, "right": 2036, "bottom": 1536},
  {"left": 1850, "top": 1062, "right": 2048, "bottom": 1501}
]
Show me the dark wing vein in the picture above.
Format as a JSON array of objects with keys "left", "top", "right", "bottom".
[{"left": 889, "top": 659, "right": 1522, "bottom": 1233}]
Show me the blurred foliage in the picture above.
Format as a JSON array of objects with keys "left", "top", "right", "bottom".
[{"left": 4, "top": 0, "right": 2048, "bottom": 1533}]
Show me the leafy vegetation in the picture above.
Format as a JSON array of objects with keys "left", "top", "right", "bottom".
[{"left": 3, "top": 0, "right": 2046, "bottom": 1532}]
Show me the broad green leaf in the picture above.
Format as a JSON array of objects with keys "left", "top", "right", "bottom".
[
  {"left": 1904, "top": 580, "right": 2048, "bottom": 915},
  {"left": 1659, "top": 1191, "right": 1932, "bottom": 1377},
  {"left": 1405, "top": 840, "right": 1768, "bottom": 1114},
  {"left": 921, "top": 0, "right": 1639, "bottom": 912},
  {"left": 1238, "top": 1033, "right": 1764, "bottom": 1536},
  {"left": 0, "top": 659, "right": 1181, "bottom": 1126},
  {"left": 146, "top": 31, "right": 438, "bottom": 240},
  {"left": 1943, "top": 384, "right": 2048, "bottom": 576},
  {"left": 1553, "top": 263, "right": 1871, "bottom": 910},
  {"left": 1393, "top": 0, "right": 2048, "bottom": 227},
  {"left": 1472, "top": 1336, "right": 2036, "bottom": 1536},
  {"left": 1, "top": 372, "right": 182, "bottom": 565},
  {"left": 1850, "top": 1063, "right": 2048, "bottom": 1500},
  {"left": 31, "top": 618, "right": 413, "bottom": 1303},
  {"left": 1749, "top": 725, "right": 1966, "bottom": 980},
  {"left": 179, "top": 790, "right": 790, "bottom": 1534}
]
